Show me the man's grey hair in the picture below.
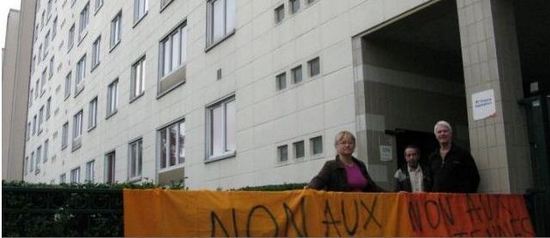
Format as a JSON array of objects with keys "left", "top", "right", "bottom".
[{"left": 434, "top": 120, "right": 453, "bottom": 134}]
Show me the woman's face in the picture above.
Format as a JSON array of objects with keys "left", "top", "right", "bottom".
[{"left": 336, "top": 136, "right": 355, "bottom": 157}]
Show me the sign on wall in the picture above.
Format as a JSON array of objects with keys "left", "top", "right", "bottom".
[
  {"left": 124, "top": 189, "right": 534, "bottom": 237},
  {"left": 472, "top": 89, "right": 496, "bottom": 120}
]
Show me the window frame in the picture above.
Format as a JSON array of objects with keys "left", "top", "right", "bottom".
[
  {"left": 106, "top": 79, "right": 119, "bottom": 118},
  {"left": 88, "top": 97, "right": 98, "bottom": 131},
  {"left": 70, "top": 167, "right": 81, "bottom": 183},
  {"left": 68, "top": 24, "right": 75, "bottom": 52},
  {"left": 289, "top": 0, "right": 300, "bottom": 14},
  {"left": 133, "top": 0, "right": 148, "bottom": 26},
  {"left": 128, "top": 138, "right": 143, "bottom": 181},
  {"left": 291, "top": 65, "right": 303, "bottom": 84},
  {"left": 79, "top": 2, "right": 90, "bottom": 41},
  {"left": 85, "top": 160, "right": 95, "bottom": 183},
  {"left": 72, "top": 110, "right": 83, "bottom": 151},
  {"left": 310, "top": 136, "right": 323, "bottom": 156},
  {"left": 205, "top": 0, "right": 236, "bottom": 50},
  {"left": 131, "top": 55, "right": 146, "bottom": 101},
  {"left": 110, "top": 11, "right": 122, "bottom": 50},
  {"left": 91, "top": 36, "right": 101, "bottom": 70},
  {"left": 205, "top": 94, "right": 236, "bottom": 162},
  {"left": 105, "top": 151, "right": 116, "bottom": 184},
  {"left": 75, "top": 54, "right": 87, "bottom": 96},
  {"left": 64, "top": 71, "right": 72, "bottom": 100},
  {"left": 61, "top": 121, "right": 69, "bottom": 150},
  {"left": 274, "top": 4, "right": 285, "bottom": 24},
  {"left": 157, "top": 118, "right": 185, "bottom": 172},
  {"left": 277, "top": 144, "right": 288, "bottom": 162},
  {"left": 276, "top": 72, "right": 286, "bottom": 91},
  {"left": 293, "top": 140, "right": 305, "bottom": 159}
]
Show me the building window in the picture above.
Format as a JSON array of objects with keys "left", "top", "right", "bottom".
[
  {"left": 49, "top": 56, "right": 54, "bottom": 79},
  {"left": 38, "top": 106, "right": 44, "bottom": 134},
  {"left": 206, "top": 0, "right": 235, "bottom": 47},
  {"left": 52, "top": 16, "right": 57, "bottom": 39},
  {"left": 274, "top": 5, "right": 284, "bottom": 23},
  {"left": 293, "top": 140, "right": 305, "bottom": 158},
  {"left": 134, "top": 0, "right": 148, "bottom": 24},
  {"left": 308, "top": 57, "right": 320, "bottom": 77},
  {"left": 159, "top": 119, "right": 185, "bottom": 170},
  {"left": 79, "top": 3, "right": 90, "bottom": 39},
  {"left": 32, "top": 115, "right": 37, "bottom": 135},
  {"left": 129, "top": 139, "right": 143, "bottom": 180},
  {"left": 85, "top": 160, "right": 95, "bottom": 183},
  {"left": 61, "top": 122, "right": 69, "bottom": 150},
  {"left": 29, "top": 89, "right": 33, "bottom": 106},
  {"left": 291, "top": 65, "right": 302, "bottom": 84},
  {"left": 41, "top": 69, "right": 47, "bottom": 94},
  {"left": 94, "top": 0, "right": 103, "bottom": 13},
  {"left": 73, "top": 110, "right": 83, "bottom": 141},
  {"left": 36, "top": 146, "right": 42, "bottom": 172},
  {"left": 68, "top": 24, "right": 75, "bottom": 51},
  {"left": 206, "top": 95, "right": 236, "bottom": 160},
  {"left": 31, "top": 56, "right": 36, "bottom": 73},
  {"left": 44, "top": 31, "right": 50, "bottom": 57},
  {"left": 24, "top": 157, "right": 29, "bottom": 175},
  {"left": 310, "top": 136, "right": 323, "bottom": 155},
  {"left": 60, "top": 173, "right": 66, "bottom": 183},
  {"left": 107, "top": 79, "right": 118, "bottom": 117},
  {"left": 131, "top": 56, "right": 146, "bottom": 100},
  {"left": 290, "top": 0, "right": 300, "bottom": 14},
  {"left": 46, "top": 97, "right": 51, "bottom": 119},
  {"left": 26, "top": 122, "right": 31, "bottom": 139},
  {"left": 70, "top": 167, "right": 80, "bottom": 183},
  {"left": 88, "top": 97, "right": 97, "bottom": 130},
  {"left": 75, "top": 55, "right": 86, "bottom": 94},
  {"left": 276, "top": 72, "right": 286, "bottom": 90},
  {"left": 105, "top": 151, "right": 116, "bottom": 183},
  {"left": 91, "top": 36, "right": 101, "bottom": 69},
  {"left": 41, "top": 10, "right": 45, "bottom": 28},
  {"left": 38, "top": 44, "right": 42, "bottom": 62},
  {"left": 65, "top": 72, "right": 72, "bottom": 99},
  {"left": 160, "top": 23, "right": 187, "bottom": 78},
  {"left": 44, "top": 139, "right": 49, "bottom": 162},
  {"left": 110, "top": 12, "right": 122, "bottom": 49},
  {"left": 30, "top": 152, "right": 35, "bottom": 172},
  {"left": 47, "top": 0, "right": 52, "bottom": 17},
  {"left": 277, "top": 145, "right": 288, "bottom": 162}
]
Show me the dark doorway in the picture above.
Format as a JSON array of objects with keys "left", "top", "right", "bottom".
[{"left": 390, "top": 129, "right": 438, "bottom": 170}]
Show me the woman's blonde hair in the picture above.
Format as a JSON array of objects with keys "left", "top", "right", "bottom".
[{"left": 334, "top": 130, "right": 356, "bottom": 146}]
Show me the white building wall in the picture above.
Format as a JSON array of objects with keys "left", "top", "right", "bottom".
[{"left": 24, "top": 0, "right": 430, "bottom": 189}]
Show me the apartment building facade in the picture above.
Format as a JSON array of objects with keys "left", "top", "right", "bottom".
[
  {"left": 22, "top": 0, "right": 549, "bottom": 193},
  {"left": 2, "top": 0, "right": 37, "bottom": 181}
]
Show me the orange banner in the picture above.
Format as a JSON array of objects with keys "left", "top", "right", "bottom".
[{"left": 123, "top": 189, "right": 534, "bottom": 237}]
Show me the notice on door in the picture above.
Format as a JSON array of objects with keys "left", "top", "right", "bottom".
[{"left": 472, "top": 89, "right": 496, "bottom": 121}]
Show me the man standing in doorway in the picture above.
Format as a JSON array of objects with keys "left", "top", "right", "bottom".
[
  {"left": 394, "top": 145, "right": 432, "bottom": 192},
  {"left": 429, "top": 120, "right": 480, "bottom": 193}
]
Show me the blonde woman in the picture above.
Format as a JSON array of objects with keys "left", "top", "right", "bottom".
[{"left": 309, "top": 131, "right": 384, "bottom": 192}]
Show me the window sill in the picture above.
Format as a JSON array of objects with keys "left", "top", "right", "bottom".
[
  {"left": 129, "top": 92, "right": 145, "bottom": 104},
  {"left": 160, "top": 0, "right": 174, "bottom": 12},
  {"left": 157, "top": 65, "right": 186, "bottom": 99},
  {"left": 78, "top": 31, "right": 88, "bottom": 46},
  {"left": 158, "top": 163, "right": 185, "bottom": 174},
  {"left": 105, "top": 110, "right": 118, "bottom": 120},
  {"left": 87, "top": 125, "right": 96, "bottom": 132},
  {"left": 128, "top": 176, "right": 142, "bottom": 183},
  {"left": 74, "top": 83, "right": 85, "bottom": 97},
  {"left": 109, "top": 41, "right": 121, "bottom": 53},
  {"left": 72, "top": 139, "right": 82, "bottom": 152},
  {"left": 94, "top": 5, "right": 103, "bottom": 16},
  {"left": 205, "top": 30, "right": 236, "bottom": 53},
  {"left": 64, "top": 94, "right": 70, "bottom": 101},
  {"left": 61, "top": 144, "right": 68, "bottom": 151},
  {"left": 132, "top": 13, "right": 148, "bottom": 28},
  {"left": 205, "top": 151, "right": 236, "bottom": 164},
  {"left": 91, "top": 62, "right": 100, "bottom": 72}
]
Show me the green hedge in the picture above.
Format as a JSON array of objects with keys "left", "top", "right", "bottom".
[{"left": 2, "top": 180, "right": 308, "bottom": 236}]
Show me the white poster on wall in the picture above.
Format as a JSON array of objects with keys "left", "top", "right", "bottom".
[
  {"left": 379, "top": 145, "right": 392, "bottom": 162},
  {"left": 472, "top": 89, "right": 496, "bottom": 121}
]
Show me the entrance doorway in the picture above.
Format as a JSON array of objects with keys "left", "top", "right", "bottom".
[{"left": 391, "top": 129, "right": 438, "bottom": 170}]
